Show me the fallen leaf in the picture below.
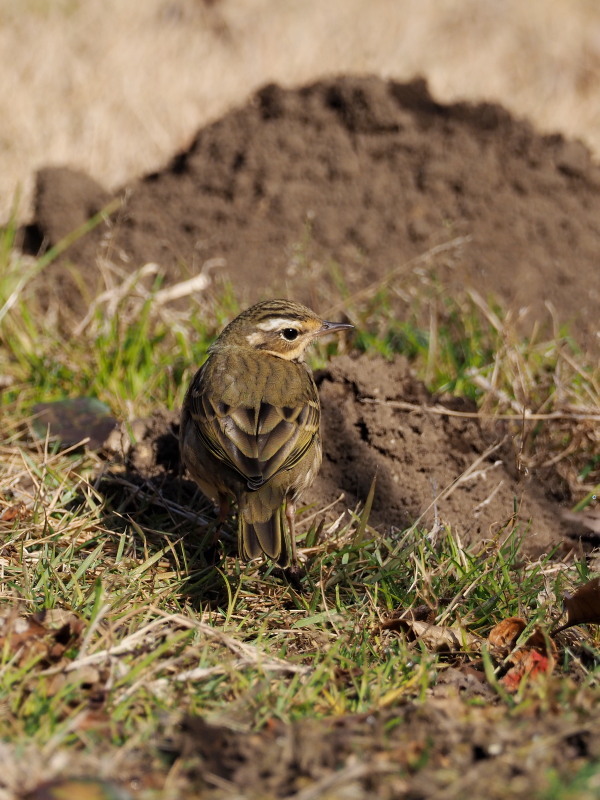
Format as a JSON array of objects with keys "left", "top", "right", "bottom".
[
  {"left": 488, "top": 617, "right": 527, "bottom": 651},
  {"left": 0, "top": 502, "right": 29, "bottom": 522},
  {"left": 554, "top": 577, "right": 600, "bottom": 634},
  {"left": 383, "top": 617, "right": 482, "bottom": 653},
  {"left": 499, "top": 626, "right": 557, "bottom": 692},
  {"left": 501, "top": 648, "right": 556, "bottom": 691},
  {"left": 0, "top": 609, "right": 48, "bottom": 657},
  {"left": 0, "top": 607, "right": 84, "bottom": 666},
  {"left": 524, "top": 626, "right": 555, "bottom": 654}
]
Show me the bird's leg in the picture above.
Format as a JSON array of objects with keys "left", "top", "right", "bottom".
[
  {"left": 206, "top": 493, "right": 230, "bottom": 546},
  {"left": 284, "top": 497, "right": 307, "bottom": 587},
  {"left": 217, "top": 494, "right": 230, "bottom": 525},
  {"left": 201, "top": 494, "right": 230, "bottom": 565},
  {"left": 285, "top": 498, "right": 298, "bottom": 564},
  {"left": 212, "top": 493, "right": 230, "bottom": 542}
]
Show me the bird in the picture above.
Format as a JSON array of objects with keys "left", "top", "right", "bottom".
[{"left": 180, "top": 299, "right": 353, "bottom": 567}]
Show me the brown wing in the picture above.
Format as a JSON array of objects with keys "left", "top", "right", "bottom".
[{"left": 186, "top": 360, "right": 319, "bottom": 490}]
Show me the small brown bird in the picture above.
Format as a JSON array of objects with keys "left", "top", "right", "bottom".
[{"left": 180, "top": 299, "right": 353, "bottom": 566}]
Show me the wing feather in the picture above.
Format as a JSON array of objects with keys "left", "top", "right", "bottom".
[{"left": 187, "top": 358, "right": 319, "bottom": 490}]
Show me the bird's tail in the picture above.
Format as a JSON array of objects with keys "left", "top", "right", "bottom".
[{"left": 238, "top": 491, "right": 292, "bottom": 567}]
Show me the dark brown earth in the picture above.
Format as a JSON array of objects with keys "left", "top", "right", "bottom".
[
  {"left": 315, "top": 355, "right": 571, "bottom": 555},
  {"left": 27, "top": 75, "right": 600, "bottom": 352}
]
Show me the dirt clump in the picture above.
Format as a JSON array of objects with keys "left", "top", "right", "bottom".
[
  {"left": 312, "top": 354, "right": 569, "bottom": 555},
  {"left": 27, "top": 76, "right": 600, "bottom": 350}
]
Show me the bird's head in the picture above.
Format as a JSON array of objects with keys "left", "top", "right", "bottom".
[{"left": 213, "top": 299, "right": 353, "bottom": 361}]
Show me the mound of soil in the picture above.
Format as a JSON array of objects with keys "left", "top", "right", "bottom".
[
  {"left": 314, "top": 355, "right": 568, "bottom": 554},
  {"left": 28, "top": 76, "right": 600, "bottom": 349},
  {"left": 109, "top": 355, "right": 575, "bottom": 557}
]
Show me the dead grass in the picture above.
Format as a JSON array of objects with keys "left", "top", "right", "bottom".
[{"left": 2, "top": 0, "right": 600, "bottom": 221}]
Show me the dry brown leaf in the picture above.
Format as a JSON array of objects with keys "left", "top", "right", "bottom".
[
  {"left": 488, "top": 617, "right": 527, "bottom": 652},
  {"left": 0, "top": 609, "right": 48, "bottom": 656},
  {"left": 554, "top": 577, "right": 600, "bottom": 634},
  {"left": 0, "top": 502, "right": 29, "bottom": 522},
  {"left": 415, "top": 622, "right": 483, "bottom": 653},
  {"left": 487, "top": 616, "right": 558, "bottom": 692},
  {"left": 500, "top": 626, "right": 557, "bottom": 692},
  {"left": 501, "top": 649, "right": 553, "bottom": 692}
]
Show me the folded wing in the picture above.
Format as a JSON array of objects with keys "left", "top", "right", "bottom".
[{"left": 189, "top": 381, "right": 319, "bottom": 490}]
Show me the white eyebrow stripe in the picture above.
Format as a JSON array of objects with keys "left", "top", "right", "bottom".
[{"left": 256, "top": 317, "right": 298, "bottom": 332}]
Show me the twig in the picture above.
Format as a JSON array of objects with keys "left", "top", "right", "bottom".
[
  {"left": 106, "top": 474, "right": 212, "bottom": 526},
  {"left": 361, "top": 397, "right": 600, "bottom": 422}
]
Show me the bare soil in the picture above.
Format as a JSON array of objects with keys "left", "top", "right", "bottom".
[
  {"left": 315, "top": 354, "right": 572, "bottom": 555},
  {"left": 27, "top": 76, "right": 600, "bottom": 352}
]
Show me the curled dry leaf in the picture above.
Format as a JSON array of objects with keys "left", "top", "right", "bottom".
[
  {"left": 488, "top": 617, "right": 527, "bottom": 653},
  {"left": 412, "top": 622, "right": 483, "bottom": 654},
  {"left": 554, "top": 577, "right": 600, "bottom": 634},
  {"left": 499, "top": 626, "right": 557, "bottom": 692}
]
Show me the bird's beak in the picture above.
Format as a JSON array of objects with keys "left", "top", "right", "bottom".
[{"left": 316, "top": 320, "right": 354, "bottom": 337}]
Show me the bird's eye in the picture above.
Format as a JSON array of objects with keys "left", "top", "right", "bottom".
[{"left": 281, "top": 328, "right": 299, "bottom": 341}]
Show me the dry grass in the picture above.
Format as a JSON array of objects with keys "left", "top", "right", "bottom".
[
  {"left": 2, "top": 0, "right": 600, "bottom": 221},
  {"left": 0, "top": 225, "right": 599, "bottom": 795}
]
